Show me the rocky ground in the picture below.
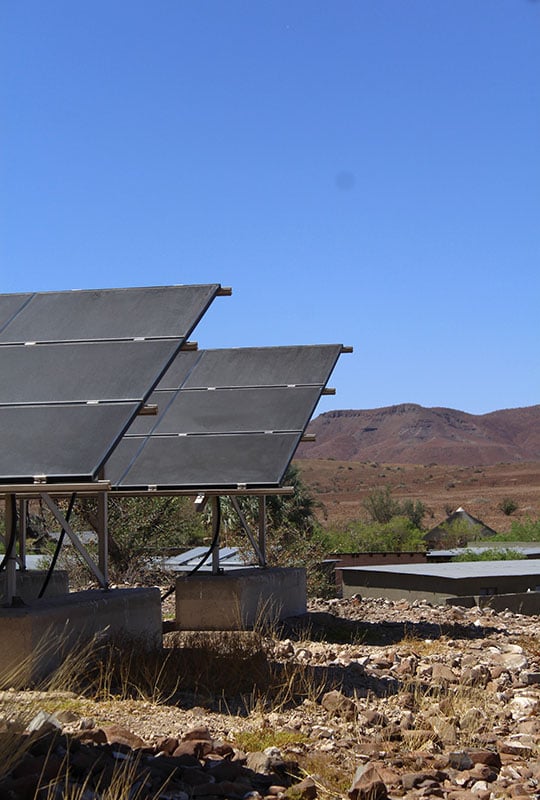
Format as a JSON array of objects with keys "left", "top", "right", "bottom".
[{"left": 1, "top": 596, "right": 540, "bottom": 799}]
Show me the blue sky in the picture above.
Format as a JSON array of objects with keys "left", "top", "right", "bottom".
[{"left": 1, "top": 1, "right": 539, "bottom": 417}]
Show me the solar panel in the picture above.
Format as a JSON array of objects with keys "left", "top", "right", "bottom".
[
  {"left": 127, "top": 386, "right": 322, "bottom": 436},
  {"left": 0, "top": 293, "right": 32, "bottom": 332},
  {"left": 0, "top": 403, "right": 139, "bottom": 482},
  {"left": 0, "top": 340, "right": 179, "bottom": 405},
  {"left": 0, "top": 285, "right": 222, "bottom": 483},
  {"left": 106, "top": 431, "right": 303, "bottom": 489},
  {"left": 159, "top": 345, "right": 342, "bottom": 389},
  {"left": 107, "top": 344, "right": 342, "bottom": 490},
  {"left": 0, "top": 285, "right": 219, "bottom": 344}
]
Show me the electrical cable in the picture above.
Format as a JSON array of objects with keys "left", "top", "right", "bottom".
[
  {"left": 0, "top": 495, "right": 18, "bottom": 573},
  {"left": 38, "top": 493, "right": 77, "bottom": 599},
  {"left": 161, "top": 496, "right": 221, "bottom": 603}
]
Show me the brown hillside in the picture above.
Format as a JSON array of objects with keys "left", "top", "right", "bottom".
[{"left": 296, "top": 403, "right": 540, "bottom": 466}]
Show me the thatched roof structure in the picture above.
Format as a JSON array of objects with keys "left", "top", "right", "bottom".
[{"left": 425, "top": 507, "right": 497, "bottom": 549}]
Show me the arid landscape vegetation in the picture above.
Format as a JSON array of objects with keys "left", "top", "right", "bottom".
[
  {"left": 295, "top": 459, "right": 540, "bottom": 534},
  {"left": 295, "top": 404, "right": 540, "bottom": 534}
]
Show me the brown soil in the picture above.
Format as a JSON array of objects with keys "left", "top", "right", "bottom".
[{"left": 294, "top": 458, "right": 540, "bottom": 533}]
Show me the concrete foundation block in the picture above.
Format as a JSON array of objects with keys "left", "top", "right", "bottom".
[
  {"left": 0, "top": 570, "right": 69, "bottom": 605},
  {"left": 0, "top": 587, "right": 162, "bottom": 685},
  {"left": 175, "top": 567, "right": 307, "bottom": 631}
]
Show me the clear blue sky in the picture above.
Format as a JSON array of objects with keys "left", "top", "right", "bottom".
[{"left": 1, "top": 1, "right": 539, "bottom": 416}]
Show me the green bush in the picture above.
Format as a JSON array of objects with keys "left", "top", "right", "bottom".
[
  {"left": 489, "top": 517, "right": 540, "bottom": 542},
  {"left": 327, "top": 516, "right": 425, "bottom": 554},
  {"left": 362, "top": 486, "right": 426, "bottom": 528},
  {"left": 60, "top": 496, "right": 206, "bottom": 583},
  {"left": 498, "top": 497, "right": 519, "bottom": 516},
  {"left": 452, "top": 548, "right": 525, "bottom": 562}
]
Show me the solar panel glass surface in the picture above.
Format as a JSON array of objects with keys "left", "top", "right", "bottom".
[
  {"left": 106, "top": 431, "right": 303, "bottom": 489},
  {"left": 0, "top": 285, "right": 219, "bottom": 343},
  {"left": 0, "top": 403, "right": 139, "bottom": 482},
  {"left": 0, "top": 340, "right": 179, "bottom": 404},
  {"left": 108, "top": 344, "right": 342, "bottom": 489},
  {"left": 0, "top": 285, "right": 221, "bottom": 482},
  {"left": 180, "top": 345, "right": 342, "bottom": 388}
]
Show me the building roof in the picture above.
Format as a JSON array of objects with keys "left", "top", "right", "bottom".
[
  {"left": 425, "top": 506, "right": 497, "bottom": 542},
  {"left": 341, "top": 558, "right": 540, "bottom": 581}
]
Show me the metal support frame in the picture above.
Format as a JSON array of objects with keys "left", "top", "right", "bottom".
[
  {"left": 258, "top": 496, "right": 267, "bottom": 567},
  {"left": 230, "top": 495, "right": 267, "bottom": 567},
  {"left": 211, "top": 496, "right": 221, "bottom": 576},
  {"left": 41, "top": 492, "right": 108, "bottom": 588},
  {"left": 1, "top": 479, "right": 274, "bottom": 594},
  {"left": 97, "top": 491, "right": 109, "bottom": 587},
  {"left": 18, "top": 498, "right": 27, "bottom": 570},
  {"left": 4, "top": 494, "right": 17, "bottom": 605},
  {"left": 96, "top": 470, "right": 109, "bottom": 587}
]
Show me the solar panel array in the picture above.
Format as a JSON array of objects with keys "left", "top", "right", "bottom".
[
  {"left": 104, "top": 345, "right": 343, "bottom": 490},
  {"left": 0, "top": 286, "right": 221, "bottom": 483},
  {"left": 0, "top": 286, "right": 345, "bottom": 490}
]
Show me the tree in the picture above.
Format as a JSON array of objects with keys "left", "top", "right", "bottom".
[
  {"left": 71, "top": 496, "right": 206, "bottom": 581},
  {"left": 362, "top": 486, "right": 401, "bottom": 524},
  {"left": 331, "top": 517, "right": 425, "bottom": 553},
  {"left": 363, "top": 486, "right": 426, "bottom": 528}
]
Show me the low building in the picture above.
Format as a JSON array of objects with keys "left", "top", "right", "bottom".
[
  {"left": 341, "top": 559, "right": 540, "bottom": 605},
  {"left": 327, "top": 551, "right": 427, "bottom": 594}
]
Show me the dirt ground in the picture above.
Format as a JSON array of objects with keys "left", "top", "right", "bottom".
[{"left": 294, "top": 459, "right": 540, "bottom": 534}]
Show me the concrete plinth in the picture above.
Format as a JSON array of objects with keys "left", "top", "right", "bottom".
[
  {"left": 175, "top": 567, "right": 307, "bottom": 631},
  {"left": 0, "top": 587, "right": 162, "bottom": 685},
  {"left": 0, "top": 570, "right": 69, "bottom": 605}
]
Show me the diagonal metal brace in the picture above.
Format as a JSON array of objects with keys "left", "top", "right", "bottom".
[
  {"left": 230, "top": 496, "right": 267, "bottom": 567},
  {"left": 41, "top": 492, "right": 108, "bottom": 588}
]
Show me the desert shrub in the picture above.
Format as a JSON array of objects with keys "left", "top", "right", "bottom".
[
  {"left": 328, "top": 516, "right": 425, "bottom": 553},
  {"left": 498, "top": 497, "right": 519, "bottom": 516},
  {"left": 362, "top": 486, "right": 426, "bottom": 528},
  {"left": 33, "top": 496, "right": 206, "bottom": 585},
  {"left": 362, "top": 486, "right": 401, "bottom": 523},
  {"left": 401, "top": 498, "right": 427, "bottom": 528},
  {"left": 452, "top": 548, "right": 525, "bottom": 562},
  {"left": 264, "top": 522, "right": 334, "bottom": 598},
  {"left": 489, "top": 517, "right": 540, "bottom": 542}
]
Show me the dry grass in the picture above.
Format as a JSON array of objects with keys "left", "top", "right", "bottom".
[
  {"left": 385, "top": 674, "right": 497, "bottom": 750},
  {"left": 41, "top": 750, "right": 173, "bottom": 800},
  {"left": 297, "top": 752, "right": 352, "bottom": 799},
  {"left": 233, "top": 727, "right": 309, "bottom": 752}
]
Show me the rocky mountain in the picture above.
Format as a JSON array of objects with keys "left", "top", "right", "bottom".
[{"left": 296, "top": 403, "right": 540, "bottom": 466}]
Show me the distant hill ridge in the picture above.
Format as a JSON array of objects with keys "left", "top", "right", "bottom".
[{"left": 296, "top": 403, "right": 540, "bottom": 466}]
